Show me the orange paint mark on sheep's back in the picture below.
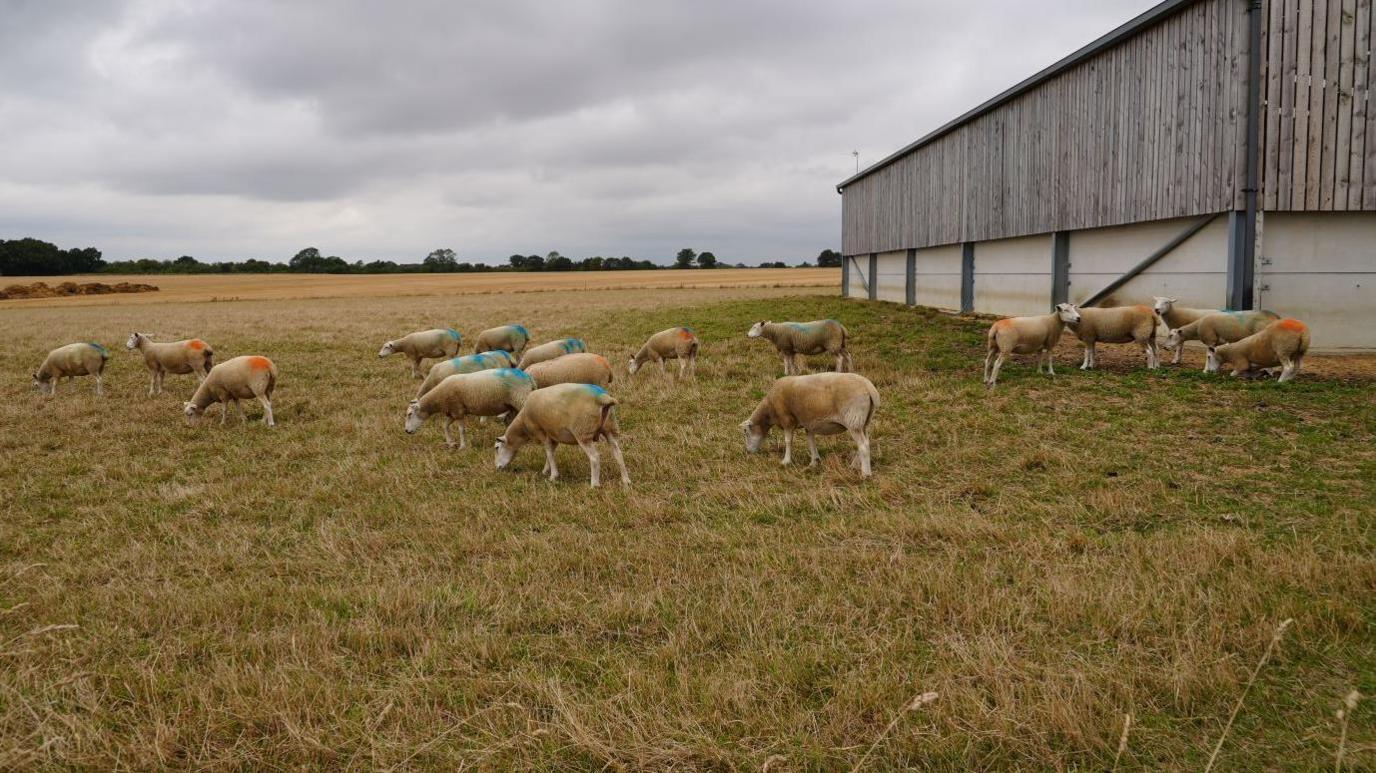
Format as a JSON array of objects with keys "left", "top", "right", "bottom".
[
  {"left": 1277, "top": 318, "right": 1307, "bottom": 332},
  {"left": 992, "top": 319, "right": 1013, "bottom": 330},
  {"left": 247, "top": 356, "right": 273, "bottom": 371},
  {"left": 1133, "top": 305, "right": 1153, "bottom": 314},
  {"left": 593, "top": 354, "right": 610, "bottom": 369},
  {"left": 187, "top": 339, "right": 206, "bottom": 350},
  {"left": 677, "top": 328, "right": 694, "bottom": 340}
]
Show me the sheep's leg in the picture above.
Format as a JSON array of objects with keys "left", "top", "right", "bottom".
[
  {"left": 148, "top": 371, "right": 157, "bottom": 396},
  {"left": 410, "top": 357, "right": 422, "bottom": 379},
  {"left": 443, "top": 418, "right": 456, "bottom": 448},
  {"left": 806, "top": 431, "right": 821, "bottom": 467},
  {"left": 1044, "top": 350, "right": 1056, "bottom": 377},
  {"left": 219, "top": 402, "right": 230, "bottom": 425},
  {"left": 94, "top": 374, "right": 103, "bottom": 396},
  {"left": 235, "top": 400, "right": 247, "bottom": 423},
  {"left": 1277, "top": 355, "right": 1296, "bottom": 383},
  {"left": 457, "top": 420, "right": 467, "bottom": 448},
  {"left": 982, "top": 349, "right": 994, "bottom": 383},
  {"left": 1145, "top": 339, "right": 1159, "bottom": 369},
  {"left": 850, "top": 428, "right": 873, "bottom": 478},
  {"left": 988, "top": 352, "right": 1006, "bottom": 387},
  {"left": 835, "top": 352, "right": 846, "bottom": 373},
  {"left": 781, "top": 428, "right": 794, "bottom": 466},
  {"left": 658, "top": 358, "right": 667, "bottom": 377},
  {"left": 791, "top": 354, "right": 804, "bottom": 375},
  {"left": 1080, "top": 345, "right": 1092, "bottom": 370},
  {"left": 677, "top": 358, "right": 686, "bottom": 380},
  {"left": 257, "top": 397, "right": 273, "bottom": 427},
  {"left": 577, "top": 438, "right": 601, "bottom": 488},
  {"left": 1171, "top": 341, "right": 1183, "bottom": 365},
  {"left": 543, "top": 441, "right": 559, "bottom": 481},
  {"left": 780, "top": 353, "right": 792, "bottom": 375},
  {"left": 605, "top": 435, "right": 631, "bottom": 485}
]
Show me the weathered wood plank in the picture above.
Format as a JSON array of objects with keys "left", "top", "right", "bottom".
[
  {"left": 1349, "top": 0, "right": 1371, "bottom": 207},
  {"left": 1293, "top": 0, "right": 1314, "bottom": 209},
  {"left": 1332, "top": 0, "right": 1357, "bottom": 206},
  {"left": 1265, "top": 0, "right": 1285, "bottom": 209}
]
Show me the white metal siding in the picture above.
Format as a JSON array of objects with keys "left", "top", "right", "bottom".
[
  {"left": 974, "top": 234, "right": 1052, "bottom": 317},
  {"left": 875, "top": 250, "right": 907, "bottom": 303},
  {"left": 1259, "top": 212, "right": 1376, "bottom": 351},
  {"left": 914, "top": 244, "right": 963, "bottom": 310},
  {"left": 1068, "top": 216, "right": 1229, "bottom": 308}
]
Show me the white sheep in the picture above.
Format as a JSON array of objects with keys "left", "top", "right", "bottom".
[
  {"left": 1066, "top": 305, "right": 1159, "bottom": 370},
  {"left": 32, "top": 342, "right": 109, "bottom": 396},
  {"left": 474, "top": 324, "right": 530, "bottom": 355},
  {"left": 523, "top": 353, "right": 614, "bottom": 389},
  {"left": 747, "top": 319, "right": 851, "bottom": 375},
  {"left": 983, "top": 303, "right": 1082, "bottom": 387},
  {"left": 627, "top": 326, "right": 699, "bottom": 379},
  {"left": 415, "top": 350, "right": 517, "bottom": 399},
  {"left": 1212, "top": 318, "right": 1310, "bottom": 383},
  {"left": 183, "top": 355, "right": 278, "bottom": 427},
  {"left": 405, "top": 368, "right": 535, "bottom": 448},
  {"left": 740, "top": 372, "right": 880, "bottom": 478},
  {"left": 495, "top": 382, "right": 630, "bottom": 488},
  {"left": 125, "top": 332, "right": 214, "bottom": 396},
  {"left": 378, "top": 328, "right": 464, "bottom": 378},
  {"left": 518, "top": 338, "right": 587, "bottom": 369},
  {"left": 1163, "top": 310, "right": 1282, "bottom": 372},
  {"left": 1151, "top": 297, "right": 1220, "bottom": 364}
]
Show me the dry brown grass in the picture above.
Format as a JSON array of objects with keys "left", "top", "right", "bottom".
[{"left": 0, "top": 287, "right": 1372, "bottom": 770}]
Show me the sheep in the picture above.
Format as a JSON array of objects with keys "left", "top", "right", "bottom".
[
  {"left": 494, "top": 382, "right": 630, "bottom": 487},
  {"left": 1065, "top": 305, "right": 1159, "bottom": 370},
  {"left": 518, "top": 338, "right": 587, "bottom": 369},
  {"left": 523, "top": 352, "right": 614, "bottom": 389},
  {"left": 1151, "top": 297, "right": 1221, "bottom": 364},
  {"left": 125, "top": 332, "right": 215, "bottom": 396},
  {"left": 1163, "top": 310, "right": 1282, "bottom": 372},
  {"left": 183, "top": 355, "right": 278, "bottom": 427},
  {"left": 747, "top": 319, "right": 851, "bottom": 375},
  {"left": 474, "top": 324, "right": 530, "bottom": 356},
  {"left": 740, "top": 372, "right": 880, "bottom": 478},
  {"left": 32, "top": 342, "right": 109, "bottom": 396},
  {"left": 1212, "top": 318, "right": 1310, "bottom": 383},
  {"left": 405, "top": 368, "right": 535, "bottom": 448},
  {"left": 415, "top": 350, "right": 518, "bottom": 399},
  {"left": 627, "top": 326, "right": 699, "bottom": 380},
  {"left": 983, "top": 303, "right": 1082, "bottom": 387},
  {"left": 378, "top": 328, "right": 464, "bottom": 378}
]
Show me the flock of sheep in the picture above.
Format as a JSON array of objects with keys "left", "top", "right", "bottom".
[
  {"left": 25, "top": 294, "right": 1313, "bottom": 484},
  {"left": 28, "top": 318, "right": 879, "bottom": 486}
]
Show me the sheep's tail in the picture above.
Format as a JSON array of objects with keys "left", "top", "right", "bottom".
[
  {"left": 863, "top": 382, "right": 880, "bottom": 430},
  {"left": 594, "top": 399, "right": 617, "bottom": 440},
  {"left": 204, "top": 346, "right": 215, "bottom": 369}
]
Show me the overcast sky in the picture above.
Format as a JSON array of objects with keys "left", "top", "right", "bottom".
[{"left": 0, "top": 0, "right": 1158, "bottom": 265}]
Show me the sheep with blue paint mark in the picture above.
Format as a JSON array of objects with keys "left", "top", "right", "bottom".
[
  {"left": 378, "top": 328, "right": 463, "bottom": 378},
  {"left": 495, "top": 382, "right": 630, "bottom": 487},
  {"left": 474, "top": 324, "right": 530, "bottom": 356},
  {"left": 416, "top": 350, "right": 517, "bottom": 399},
  {"left": 1164, "top": 310, "right": 1281, "bottom": 372},
  {"left": 1151, "top": 297, "right": 1220, "bottom": 364},
  {"left": 628, "top": 327, "right": 698, "bottom": 380},
  {"left": 406, "top": 368, "right": 534, "bottom": 448},
  {"left": 747, "top": 319, "right": 851, "bottom": 375},
  {"left": 32, "top": 342, "right": 110, "bottom": 396},
  {"left": 523, "top": 352, "right": 614, "bottom": 388},
  {"left": 519, "top": 338, "right": 587, "bottom": 369}
]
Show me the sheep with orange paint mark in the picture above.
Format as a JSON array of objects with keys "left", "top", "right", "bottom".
[
  {"left": 740, "top": 372, "right": 880, "bottom": 478},
  {"left": 126, "top": 332, "right": 215, "bottom": 395},
  {"left": 32, "top": 342, "right": 110, "bottom": 396},
  {"left": 495, "top": 382, "right": 630, "bottom": 488},
  {"left": 1211, "top": 318, "right": 1310, "bottom": 382},
  {"left": 518, "top": 338, "right": 587, "bottom": 369},
  {"left": 184, "top": 355, "right": 278, "bottom": 426},
  {"left": 1065, "top": 304, "right": 1160, "bottom": 370},
  {"left": 406, "top": 368, "right": 534, "bottom": 448},
  {"left": 1163, "top": 310, "right": 1280, "bottom": 372},
  {"left": 523, "top": 352, "right": 613, "bottom": 389},
  {"left": 378, "top": 328, "right": 463, "bottom": 378},
  {"left": 628, "top": 327, "right": 698, "bottom": 380},
  {"left": 1151, "top": 297, "right": 1220, "bottom": 364},
  {"left": 416, "top": 350, "right": 517, "bottom": 399},
  {"left": 983, "top": 303, "right": 1081, "bottom": 387}
]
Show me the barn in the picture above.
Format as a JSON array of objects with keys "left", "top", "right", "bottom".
[{"left": 838, "top": 0, "right": 1375, "bottom": 351}]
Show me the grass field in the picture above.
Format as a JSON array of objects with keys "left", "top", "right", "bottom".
[{"left": 1, "top": 279, "right": 1373, "bottom": 770}]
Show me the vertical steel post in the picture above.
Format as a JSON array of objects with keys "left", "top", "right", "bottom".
[
  {"left": 1229, "top": 0, "right": 1263, "bottom": 310},
  {"left": 842, "top": 256, "right": 851, "bottom": 297},
  {"left": 1051, "top": 231, "right": 1071, "bottom": 307},
  {"left": 905, "top": 248, "right": 917, "bottom": 306},
  {"left": 868, "top": 253, "right": 878, "bottom": 301},
  {"left": 960, "top": 242, "right": 975, "bottom": 313}
]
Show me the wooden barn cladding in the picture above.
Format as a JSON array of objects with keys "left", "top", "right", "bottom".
[{"left": 839, "top": 0, "right": 1376, "bottom": 257}]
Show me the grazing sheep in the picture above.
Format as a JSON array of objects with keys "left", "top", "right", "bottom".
[
  {"left": 1212, "top": 318, "right": 1310, "bottom": 383},
  {"left": 416, "top": 350, "right": 518, "bottom": 399},
  {"left": 518, "top": 338, "right": 587, "bottom": 369},
  {"left": 1066, "top": 305, "right": 1159, "bottom": 370},
  {"left": 1152, "top": 297, "right": 1221, "bottom": 364},
  {"left": 406, "top": 368, "right": 535, "bottom": 448},
  {"left": 1164, "top": 310, "right": 1282, "bottom": 372},
  {"left": 627, "top": 326, "right": 699, "bottom": 380},
  {"left": 32, "top": 342, "right": 109, "bottom": 396},
  {"left": 474, "top": 324, "right": 530, "bottom": 355},
  {"left": 126, "top": 332, "right": 215, "bottom": 395},
  {"left": 523, "top": 352, "right": 614, "bottom": 389},
  {"left": 183, "top": 355, "right": 278, "bottom": 427},
  {"left": 740, "top": 372, "right": 880, "bottom": 478},
  {"left": 983, "top": 303, "right": 1082, "bottom": 387},
  {"left": 747, "top": 319, "right": 851, "bottom": 375},
  {"left": 494, "top": 382, "right": 630, "bottom": 487},
  {"left": 378, "top": 328, "right": 463, "bottom": 378}
]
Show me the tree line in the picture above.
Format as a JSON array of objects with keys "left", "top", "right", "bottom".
[{"left": 1, "top": 238, "right": 845, "bottom": 276}]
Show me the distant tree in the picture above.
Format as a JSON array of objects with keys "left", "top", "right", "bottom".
[
  {"left": 758, "top": 260, "right": 788, "bottom": 268},
  {"left": 696, "top": 251, "right": 718, "bottom": 269},
  {"left": 423, "top": 248, "right": 458, "bottom": 272},
  {"left": 289, "top": 247, "right": 322, "bottom": 271},
  {"left": 0, "top": 238, "right": 105, "bottom": 275},
  {"left": 546, "top": 251, "right": 573, "bottom": 271},
  {"left": 674, "top": 248, "right": 697, "bottom": 269},
  {"left": 816, "top": 249, "right": 843, "bottom": 268}
]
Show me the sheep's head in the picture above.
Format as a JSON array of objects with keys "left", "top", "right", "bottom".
[
  {"left": 1152, "top": 296, "right": 1177, "bottom": 316},
  {"left": 125, "top": 332, "right": 145, "bottom": 350},
  {"left": 740, "top": 419, "right": 765, "bottom": 453},
  {"left": 747, "top": 321, "right": 769, "bottom": 338},
  {"left": 31, "top": 371, "right": 49, "bottom": 391},
  {"left": 494, "top": 436, "right": 516, "bottom": 469},
  {"left": 377, "top": 341, "right": 397, "bottom": 357},
  {"left": 183, "top": 402, "right": 205, "bottom": 424},
  {"left": 404, "top": 401, "right": 426, "bottom": 434},
  {"left": 627, "top": 357, "right": 640, "bottom": 375},
  {"left": 1054, "top": 303, "right": 1082, "bottom": 325},
  {"left": 1164, "top": 328, "right": 1184, "bottom": 350}
]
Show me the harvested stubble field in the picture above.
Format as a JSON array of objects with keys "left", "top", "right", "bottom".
[{"left": 1, "top": 279, "right": 1373, "bottom": 770}]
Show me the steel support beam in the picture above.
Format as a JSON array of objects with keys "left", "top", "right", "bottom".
[
  {"left": 1229, "top": 0, "right": 1264, "bottom": 311},
  {"left": 868, "top": 253, "right": 878, "bottom": 301},
  {"left": 1051, "top": 231, "right": 1071, "bottom": 308},
  {"left": 1226, "top": 211, "right": 1255, "bottom": 310},
  {"left": 841, "top": 256, "right": 851, "bottom": 297},
  {"left": 960, "top": 242, "right": 975, "bottom": 313},
  {"left": 905, "top": 248, "right": 917, "bottom": 306},
  {"left": 1080, "top": 213, "right": 1220, "bottom": 308}
]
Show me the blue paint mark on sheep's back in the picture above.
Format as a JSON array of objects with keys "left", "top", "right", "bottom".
[
  {"left": 494, "top": 368, "right": 533, "bottom": 383},
  {"left": 579, "top": 383, "right": 608, "bottom": 396},
  {"left": 445, "top": 328, "right": 462, "bottom": 340},
  {"left": 786, "top": 322, "right": 808, "bottom": 331},
  {"left": 512, "top": 324, "right": 529, "bottom": 338},
  {"left": 86, "top": 342, "right": 109, "bottom": 357}
]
